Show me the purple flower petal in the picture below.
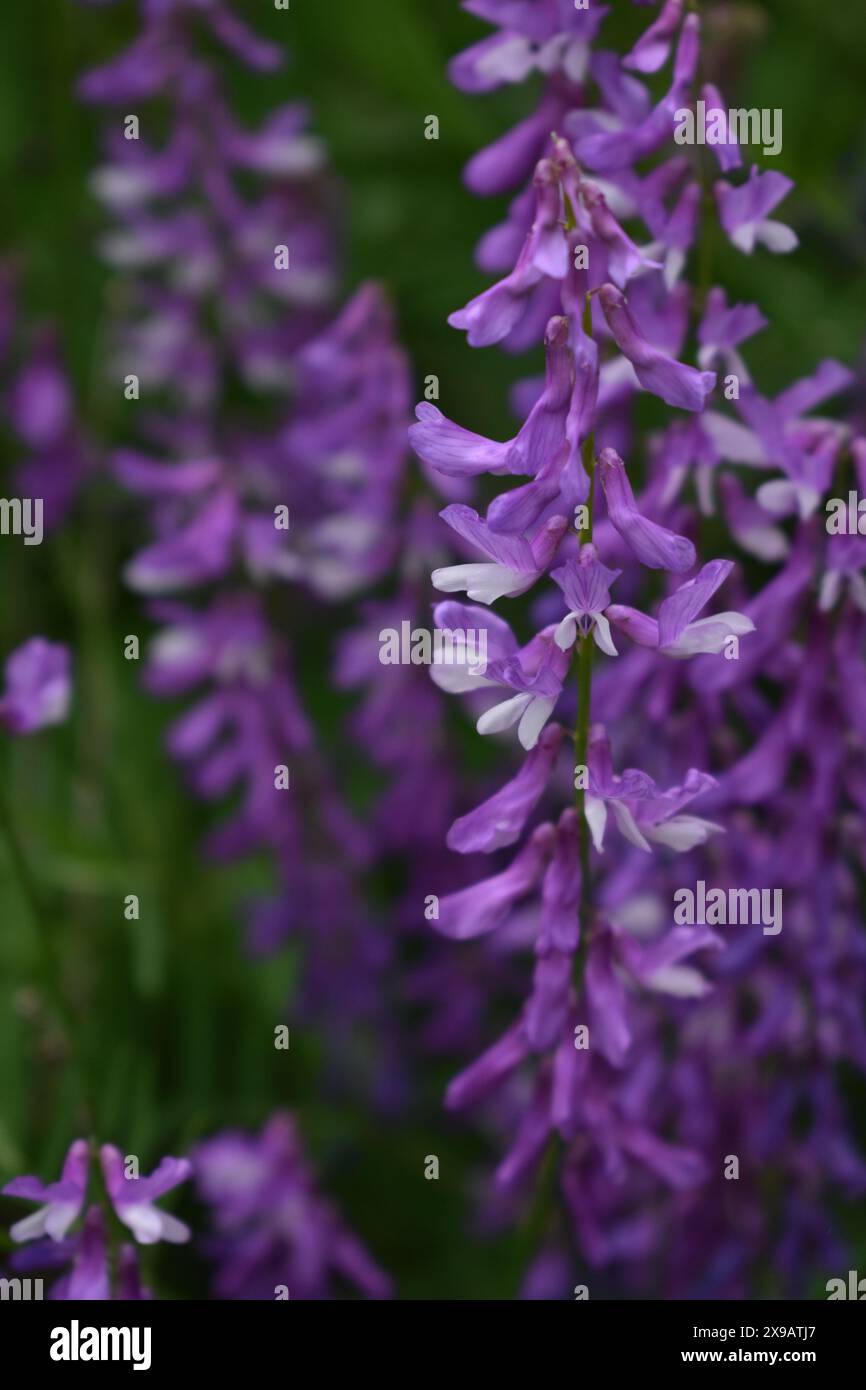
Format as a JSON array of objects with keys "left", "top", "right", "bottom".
[
  {"left": 657, "top": 559, "right": 734, "bottom": 648},
  {"left": 435, "top": 825, "right": 555, "bottom": 939},
  {"left": 599, "top": 447, "right": 696, "bottom": 572},
  {"left": 0, "top": 638, "right": 71, "bottom": 736},
  {"left": 447, "top": 724, "right": 564, "bottom": 853},
  {"left": 599, "top": 284, "right": 716, "bottom": 411},
  {"left": 100, "top": 1144, "right": 191, "bottom": 1246}
]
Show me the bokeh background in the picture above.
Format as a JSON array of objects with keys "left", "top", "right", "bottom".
[{"left": 0, "top": 0, "right": 865, "bottom": 1298}]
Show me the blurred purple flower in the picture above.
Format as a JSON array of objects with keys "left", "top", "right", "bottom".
[
  {"left": 193, "top": 1113, "right": 391, "bottom": 1300},
  {"left": 0, "top": 638, "right": 71, "bottom": 735}
]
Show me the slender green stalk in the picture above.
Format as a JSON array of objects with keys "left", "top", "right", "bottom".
[
  {"left": 518, "top": 1131, "right": 563, "bottom": 1270},
  {"left": 572, "top": 623, "right": 595, "bottom": 984},
  {"left": 90, "top": 1135, "right": 131, "bottom": 1289},
  {"left": 690, "top": 0, "right": 714, "bottom": 320},
  {"left": 0, "top": 767, "right": 92, "bottom": 1126},
  {"left": 572, "top": 291, "right": 598, "bottom": 985},
  {"left": 0, "top": 786, "right": 64, "bottom": 1011}
]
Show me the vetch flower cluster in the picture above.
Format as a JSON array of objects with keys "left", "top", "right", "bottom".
[
  {"left": 74, "top": 0, "right": 424, "bottom": 1097},
  {"left": 193, "top": 1113, "right": 391, "bottom": 1300},
  {"left": 2, "top": 1140, "right": 190, "bottom": 1300},
  {"left": 413, "top": 0, "right": 863, "bottom": 1296}
]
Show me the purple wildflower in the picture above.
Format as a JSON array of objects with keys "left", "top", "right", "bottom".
[
  {"left": 193, "top": 1114, "right": 391, "bottom": 1300},
  {"left": 2, "top": 1139, "right": 89, "bottom": 1243},
  {"left": 77, "top": 0, "right": 451, "bottom": 1103},
  {"left": 3, "top": 1139, "right": 189, "bottom": 1299},
  {"left": 416, "top": 0, "right": 866, "bottom": 1300},
  {"left": 0, "top": 638, "right": 71, "bottom": 735},
  {"left": 100, "top": 1145, "right": 191, "bottom": 1245}
]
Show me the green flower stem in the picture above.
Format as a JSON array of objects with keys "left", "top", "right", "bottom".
[
  {"left": 572, "top": 621, "right": 595, "bottom": 987},
  {"left": 690, "top": 0, "right": 714, "bottom": 320},
  {"left": 0, "top": 785, "right": 62, "bottom": 1008},
  {"left": 573, "top": 290, "right": 598, "bottom": 987},
  {"left": 0, "top": 768, "right": 92, "bottom": 1127},
  {"left": 91, "top": 1136, "right": 133, "bottom": 1294}
]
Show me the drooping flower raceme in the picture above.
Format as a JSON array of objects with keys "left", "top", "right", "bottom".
[
  {"left": 414, "top": 0, "right": 862, "bottom": 1298},
  {"left": 414, "top": 289, "right": 744, "bottom": 1260},
  {"left": 75, "top": 0, "right": 431, "bottom": 1099},
  {"left": 0, "top": 267, "right": 89, "bottom": 533}
]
